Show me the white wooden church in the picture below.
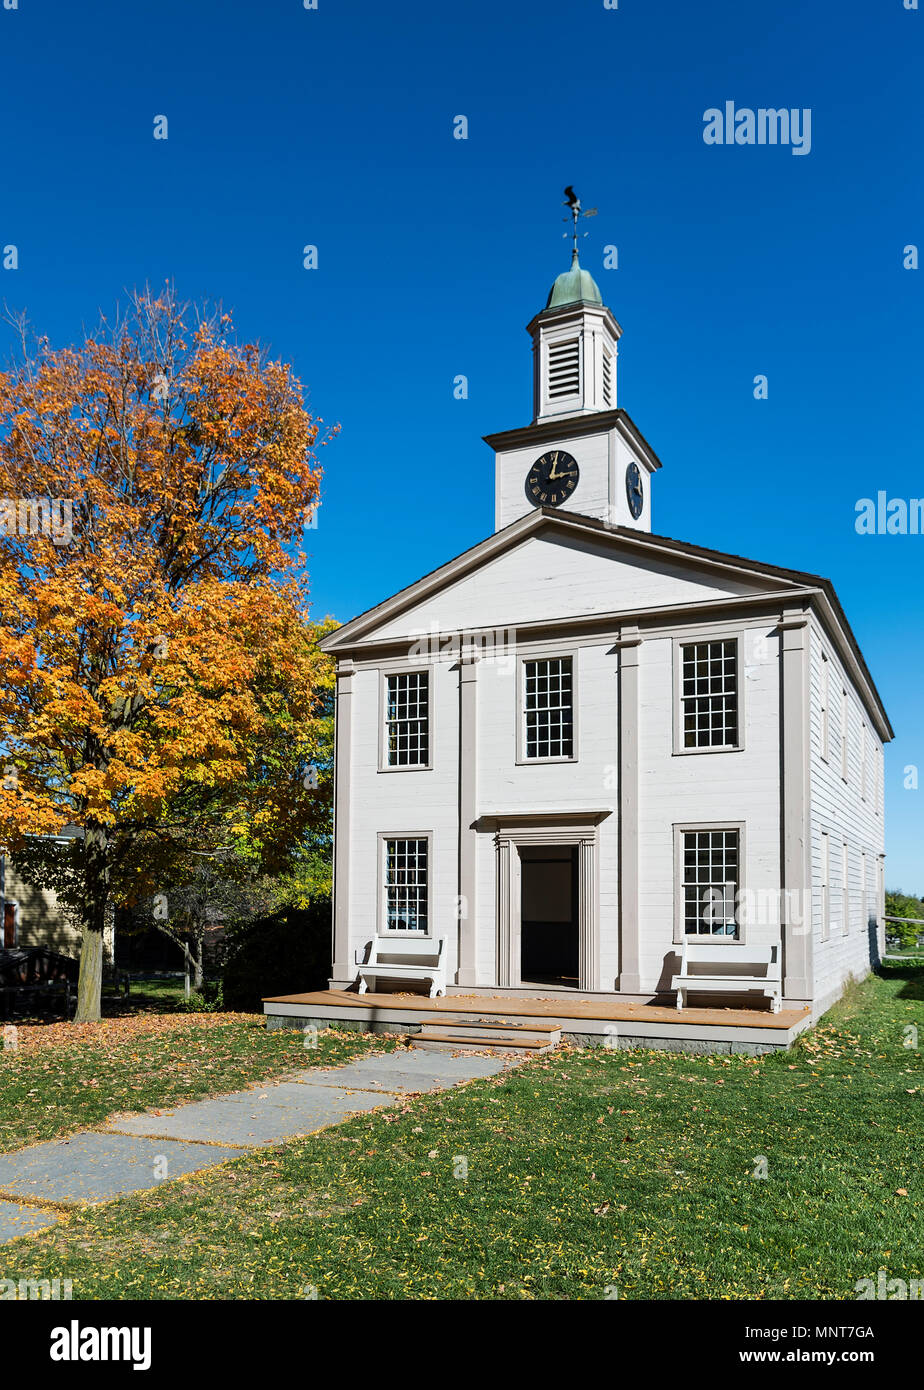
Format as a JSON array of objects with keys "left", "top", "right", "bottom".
[{"left": 266, "top": 218, "right": 892, "bottom": 1051}]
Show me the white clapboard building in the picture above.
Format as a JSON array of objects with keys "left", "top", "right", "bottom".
[{"left": 288, "top": 247, "right": 893, "bottom": 1048}]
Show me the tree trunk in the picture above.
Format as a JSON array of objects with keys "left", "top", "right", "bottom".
[
  {"left": 73, "top": 822, "right": 110, "bottom": 1023},
  {"left": 74, "top": 927, "right": 105, "bottom": 1023},
  {"left": 191, "top": 926, "right": 206, "bottom": 991}
]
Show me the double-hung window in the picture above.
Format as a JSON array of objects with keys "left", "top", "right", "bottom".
[
  {"left": 680, "top": 828, "right": 740, "bottom": 938},
  {"left": 820, "top": 832, "right": 831, "bottom": 941},
  {"left": 680, "top": 640, "right": 739, "bottom": 749},
  {"left": 523, "top": 657, "right": 573, "bottom": 760},
  {"left": 383, "top": 838, "right": 428, "bottom": 933},
  {"left": 384, "top": 672, "right": 429, "bottom": 768}
]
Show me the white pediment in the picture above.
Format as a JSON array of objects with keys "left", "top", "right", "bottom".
[{"left": 346, "top": 523, "right": 798, "bottom": 647}]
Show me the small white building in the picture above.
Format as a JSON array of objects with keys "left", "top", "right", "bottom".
[{"left": 315, "top": 248, "right": 892, "bottom": 1031}]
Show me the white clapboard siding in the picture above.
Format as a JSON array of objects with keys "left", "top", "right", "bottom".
[
  {"left": 807, "top": 621, "right": 885, "bottom": 1015},
  {"left": 347, "top": 661, "right": 462, "bottom": 975},
  {"left": 637, "top": 628, "right": 782, "bottom": 991}
]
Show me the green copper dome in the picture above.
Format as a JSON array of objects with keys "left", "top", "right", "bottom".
[{"left": 545, "top": 249, "right": 603, "bottom": 309}]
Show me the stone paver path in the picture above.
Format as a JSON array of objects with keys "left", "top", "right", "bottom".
[
  {"left": 0, "top": 1200, "right": 60, "bottom": 1242},
  {"left": 0, "top": 1047, "right": 508, "bottom": 1244}
]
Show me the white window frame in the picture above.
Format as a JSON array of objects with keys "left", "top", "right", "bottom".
[
  {"left": 820, "top": 650, "right": 830, "bottom": 763},
  {"left": 840, "top": 688, "right": 849, "bottom": 783},
  {"left": 841, "top": 840, "right": 850, "bottom": 936},
  {"left": 378, "top": 666, "right": 432, "bottom": 773},
  {"left": 517, "top": 651, "right": 578, "bottom": 764},
  {"left": 861, "top": 851, "right": 868, "bottom": 934},
  {"left": 672, "top": 632, "right": 744, "bottom": 756},
  {"left": 377, "top": 832, "right": 433, "bottom": 938},
  {"left": 860, "top": 722, "right": 868, "bottom": 801},
  {"left": 820, "top": 831, "right": 830, "bottom": 942},
  {"left": 673, "top": 821, "right": 746, "bottom": 945}
]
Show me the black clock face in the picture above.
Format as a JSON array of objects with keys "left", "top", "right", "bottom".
[
  {"left": 626, "top": 462, "right": 644, "bottom": 519},
  {"left": 525, "top": 450, "right": 579, "bottom": 508}
]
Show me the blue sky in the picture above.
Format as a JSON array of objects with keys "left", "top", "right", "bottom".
[{"left": 2, "top": 0, "right": 922, "bottom": 887}]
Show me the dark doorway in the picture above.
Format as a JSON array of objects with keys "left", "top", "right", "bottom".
[
  {"left": 3, "top": 903, "right": 16, "bottom": 949},
  {"left": 520, "top": 845, "right": 578, "bottom": 987}
]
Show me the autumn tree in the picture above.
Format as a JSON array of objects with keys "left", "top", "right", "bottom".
[
  {"left": 143, "top": 853, "right": 268, "bottom": 992},
  {"left": 235, "top": 620, "right": 336, "bottom": 911},
  {"left": 129, "top": 610, "right": 337, "bottom": 986},
  {"left": 0, "top": 288, "right": 335, "bottom": 1021}
]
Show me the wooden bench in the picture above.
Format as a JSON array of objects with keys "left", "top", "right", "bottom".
[
  {"left": 354, "top": 935, "right": 447, "bottom": 998},
  {"left": 672, "top": 942, "right": 781, "bottom": 1013}
]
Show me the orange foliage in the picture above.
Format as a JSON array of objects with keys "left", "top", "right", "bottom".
[{"left": 0, "top": 290, "right": 335, "bottom": 995}]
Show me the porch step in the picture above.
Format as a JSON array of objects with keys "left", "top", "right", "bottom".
[
  {"left": 418, "top": 1016, "right": 562, "bottom": 1043},
  {"left": 410, "top": 1016, "right": 562, "bottom": 1053},
  {"left": 411, "top": 1032, "right": 557, "bottom": 1054}
]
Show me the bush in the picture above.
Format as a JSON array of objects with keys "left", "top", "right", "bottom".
[
  {"left": 175, "top": 981, "right": 224, "bottom": 1013},
  {"left": 885, "top": 891, "right": 924, "bottom": 951},
  {"left": 220, "top": 901, "right": 332, "bottom": 1013}
]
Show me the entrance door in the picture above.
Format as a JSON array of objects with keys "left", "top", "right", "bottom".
[
  {"left": 519, "top": 845, "right": 578, "bottom": 987},
  {"left": 3, "top": 903, "right": 15, "bottom": 949}
]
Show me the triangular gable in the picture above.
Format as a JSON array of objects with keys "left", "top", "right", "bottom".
[
  {"left": 367, "top": 531, "right": 790, "bottom": 642},
  {"left": 322, "top": 510, "right": 808, "bottom": 651}
]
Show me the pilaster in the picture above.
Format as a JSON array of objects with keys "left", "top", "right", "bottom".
[
  {"left": 457, "top": 649, "right": 479, "bottom": 986},
  {"left": 330, "top": 658, "right": 355, "bottom": 986},
  {"left": 616, "top": 626, "right": 642, "bottom": 993},
  {"left": 780, "top": 609, "right": 813, "bottom": 999}
]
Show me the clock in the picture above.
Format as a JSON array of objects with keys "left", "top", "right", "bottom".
[
  {"left": 626, "top": 461, "right": 644, "bottom": 519},
  {"left": 525, "top": 450, "right": 579, "bottom": 508}
]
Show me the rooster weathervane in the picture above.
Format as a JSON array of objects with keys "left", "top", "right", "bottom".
[{"left": 562, "top": 186, "right": 598, "bottom": 255}]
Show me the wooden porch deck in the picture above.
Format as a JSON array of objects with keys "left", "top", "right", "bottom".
[{"left": 262, "top": 988, "right": 812, "bottom": 1054}]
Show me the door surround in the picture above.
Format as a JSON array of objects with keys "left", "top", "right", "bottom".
[{"left": 482, "top": 810, "right": 611, "bottom": 991}]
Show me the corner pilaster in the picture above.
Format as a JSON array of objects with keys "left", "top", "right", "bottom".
[
  {"left": 457, "top": 649, "right": 479, "bottom": 986},
  {"left": 330, "top": 658, "right": 355, "bottom": 986},
  {"left": 780, "top": 609, "right": 813, "bottom": 1000}
]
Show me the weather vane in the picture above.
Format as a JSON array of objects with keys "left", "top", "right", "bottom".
[{"left": 562, "top": 186, "right": 598, "bottom": 255}]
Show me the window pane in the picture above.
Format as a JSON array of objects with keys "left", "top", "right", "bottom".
[
  {"left": 681, "top": 829, "right": 740, "bottom": 938},
  {"left": 385, "top": 672, "right": 429, "bottom": 766},
  {"left": 384, "top": 838, "right": 428, "bottom": 932},
  {"left": 524, "top": 658, "right": 573, "bottom": 759},
  {"left": 680, "top": 640, "right": 738, "bottom": 749}
]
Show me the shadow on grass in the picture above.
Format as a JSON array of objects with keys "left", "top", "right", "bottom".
[{"left": 877, "top": 961, "right": 924, "bottom": 1000}]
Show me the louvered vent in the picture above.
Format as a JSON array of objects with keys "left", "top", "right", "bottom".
[
  {"left": 602, "top": 350, "right": 612, "bottom": 406},
  {"left": 547, "top": 338, "right": 580, "bottom": 399}
]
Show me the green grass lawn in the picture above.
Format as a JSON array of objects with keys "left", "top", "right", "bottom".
[
  {"left": 3, "top": 966, "right": 922, "bottom": 1300},
  {"left": 0, "top": 1015, "right": 388, "bottom": 1154},
  {"left": 110, "top": 975, "right": 190, "bottom": 1012}
]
